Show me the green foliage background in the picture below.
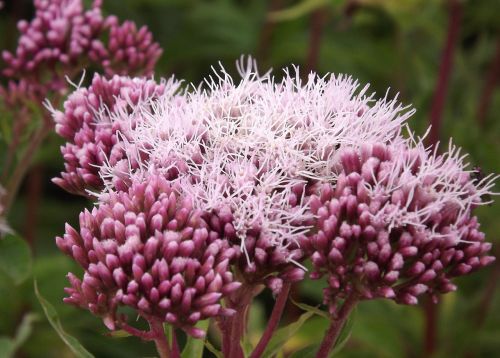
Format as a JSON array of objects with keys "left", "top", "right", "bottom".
[{"left": 0, "top": 0, "right": 499, "bottom": 357}]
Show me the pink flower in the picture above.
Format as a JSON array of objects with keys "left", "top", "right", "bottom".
[
  {"left": 308, "top": 143, "right": 496, "bottom": 311},
  {"left": 1, "top": 0, "right": 161, "bottom": 106},
  {"left": 51, "top": 74, "right": 174, "bottom": 195},
  {"left": 57, "top": 173, "right": 240, "bottom": 337}
]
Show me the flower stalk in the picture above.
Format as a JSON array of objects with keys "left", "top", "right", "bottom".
[
  {"left": 149, "top": 320, "right": 171, "bottom": 358},
  {"left": 250, "top": 283, "right": 291, "bottom": 358},
  {"left": 316, "top": 294, "right": 358, "bottom": 358},
  {"left": 427, "top": 0, "right": 462, "bottom": 145}
]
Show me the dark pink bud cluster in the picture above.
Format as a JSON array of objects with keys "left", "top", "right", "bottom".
[
  {"left": 309, "top": 144, "right": 495, "bottom": 311},
  {"left": 203, "top": 198, "right": 311, "bottom": 295},
  {"left": 100, "top": 20, "right": 162, "bottom": 77},
  {"left": 56, "top": 174, "right": 241, "bottom": 337},
  {"left": 1, "top": 0, "right": 161, "bottom": 104},
  {"left": 52, "top": 74, "right": 167, "bottom": 195}
]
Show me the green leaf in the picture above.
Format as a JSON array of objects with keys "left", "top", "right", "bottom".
[
  {"left": 291, "top": 299, "right": 330, "bottom": 319},
  {"left": 0, "top": 313, "right": 38, "bottom": 358},
  {"left": 12, "top": 313, "right": 38, "bottom": 349},
  {"left": 204, "top": 339, "right": 223, "bottom": 358},
  {"left": 105, "top": 330, "right": 132, "bottom": 338},
  {"left": 0, "top": 337, "right": 15, "bottom": 358},
  {"left": 181, "top": 320, "right": 209, "bottom": 358},
  {"left": 261, "top": 310, "right": 315, "bottom": 358},
  {"left": 268, "top": 0, "right": 341, "bottom": 22},
  {"left": 34, "top": 280, "right": 94, "bottom": 358},
  {"left": 241, "top": 336, "right": 254, "bottom": 357},
  {"left": 0, "top": 234, "right": 32, "bottom": 284},
  {"left": 288, "top": 344, "right": 318, "bottom": 358}
]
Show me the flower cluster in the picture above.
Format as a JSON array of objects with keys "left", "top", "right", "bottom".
[
  {"left": 84, "top": 60, "right": 413, "bottom": 288},
  {"left": 54, "top": 59, "right": 496, "bottom": 342},
  {"left": 309, "top": 143, "right": 496, "bottom": 311},
  {"left": 51, "top": 74, "right": 176, "bottom": 195},
  {"left": 1, "top": 0, "right": 162, "bottom": 106},
  {"left": 57, "top": 174, "right": 240, "bottom": 337}
]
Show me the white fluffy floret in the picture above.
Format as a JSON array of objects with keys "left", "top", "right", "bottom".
[{"left": 96, "top": 57, "right": 419, "bottom": 260}]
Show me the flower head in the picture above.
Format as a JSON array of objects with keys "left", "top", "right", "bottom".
[
  {"left": 309, "top": 143, "right": 496, "bottom": 311},
  {"left": 1, "top": 0, "right": 162, "bottom": 106},
  {"left": 55, "top": 59, "right": 496, "bottom": 304},
  {"left": 51, "top": 74, "right": 177, "bottom": 195},
  {"left": 55, "top": 58, "right": 415, "bottom": 289},
  {"left": 57, "top": 173, "right": 240, "bottom": 337}
]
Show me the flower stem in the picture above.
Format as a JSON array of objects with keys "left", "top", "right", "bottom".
[
  {"left": 3, "top": 122, "right": 51, "bottom": 214},
  {"left": 149, "top": 320, "right": 171, "bottom": 358},
  {"left": 171, "top": 329, "right": 181, "bottom": 358},
  {"left": 250, "top": 283, "right": 291, "bottom": 358},
  {"left": 477, "top": 37, "right": 500, "bottom": 127},
  {"left": 424, "top": 297, "right": 438, "bottom": 357},
  {"left": 316, "top": 294, "right": 358, "bottom": 358},
  {"left": 221, "top": 283, "right": 257, "bottom": 358},
  {"left": 305, "top": 7, "right": 327, "bottom": 75},
  {"left": 427, "top": 0, "right": 462, "bottom": 146}
]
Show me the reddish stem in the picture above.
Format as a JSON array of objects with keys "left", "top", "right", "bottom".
[
  {"left": 171, "top": 329, "right": 180, "bottom": 358},
  {"left": 475, "top": 263, "right": 499, "bottom": 328},
  {"left": 427, "top": 0, "right": 462, "bottom": 146},
  {"left": 316, "top": 294, "right": 358, "bottom": 358},
  {"left": 477, "top": 37, "right": 500, "bottom": 126},
  {"left": 25, "top": 165, "right": 43, "bottom": 247},
  {"left": 220, "top": 283, "right": 256, "bottom": 358},
  {"left": 219, "top": 316, "right": 232, "bottom": 357},
  {"left": 250, "top": 283, "right": 291, "bottom": 358},
  {"left": 424, "top": 298, "right": 438, "bottom": 356},
  {"left": 257, "top": 0, "right": 282, "bottom": 64},
  {"left": 149, "top": 320, "right": 171, "bottom": 358},
  {"left": 119, "top": 322, "right": 156, "bottom": 341},
  {"left": 3, "top": 122, "right": 51, "bottom": 214},
  {"left": 305, "top": 8, "right": 327, "bottom": 75},
  {"left": 229, "top": 302, "right": 249, "bottom": 358}
]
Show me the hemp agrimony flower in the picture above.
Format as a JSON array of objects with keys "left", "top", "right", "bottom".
[
  {"left": 308, "top": 142, "right": 496, "bottom": 312},
  {"left": 51, "top": 74, "right": 176, "bottom": 195},
  {"left": 53, "top": 58, "right": 496, "bottom": 357},
  {"left": 57, "top": 173, "right": 240, "bottom": 337}
]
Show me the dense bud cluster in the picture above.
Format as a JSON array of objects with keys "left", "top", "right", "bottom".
[
  {"left": 101, "top": 20, "right": 162, "bottom": 77},
  {"left": 54, "top": 60, "right": 496, "bottom": 338},
  {"left": 1, "top": 0, "right": 161, "bottom": 105},
  {"left": 52, "top": 74, "right": 173, "bottom": 195},
  {"left": 57, "top": 174, "right": 240, "bottom": 337},
  {"left": 309, "top": 143, "right": 495, "bottom": 310},
  {"left": 63, "top": 60, "right": 413, "bottom": 289}
]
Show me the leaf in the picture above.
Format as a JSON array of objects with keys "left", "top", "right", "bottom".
[
  {"left": 12, "top": 313, "right": 38, "bottom": 349},
  {"left": 241, "top": 336, "right": 254, "bottom": 357},
  {"left": 0, "top": 337, "right": 15, "bottom": 358},
  {"left": 0, "top": 313, "right": 38, "bottom": 358},
  {"left": 288, "top": 344, "right": 318, "bottom": 358},
  {"left": 105, "top": 330, "right": 132, "bottom": 338},
  {"left": 268, "top": 0, "right": 341, "bottom": 22},
  {"left": 34, "top": 280, "right": 94, "bottom": 358},
  {"left": 204, "top": 340, "right": 223, "bottom": 358},
  {"left": 291, "top": 299, "right": 330, "bottom": 319},
  {"left": 181, "top": 320, "right": 209, "bottom": 358},
  {"left": 0, "top": 234, "right": 32, "bottom": 284},
  {"left": 261, "top": 310, "right": 315, "bottom": 358}
]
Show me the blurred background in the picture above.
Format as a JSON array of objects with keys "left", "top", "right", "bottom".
[{"left": 0, "top": 0, "right": 499, "bottom": 357}]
